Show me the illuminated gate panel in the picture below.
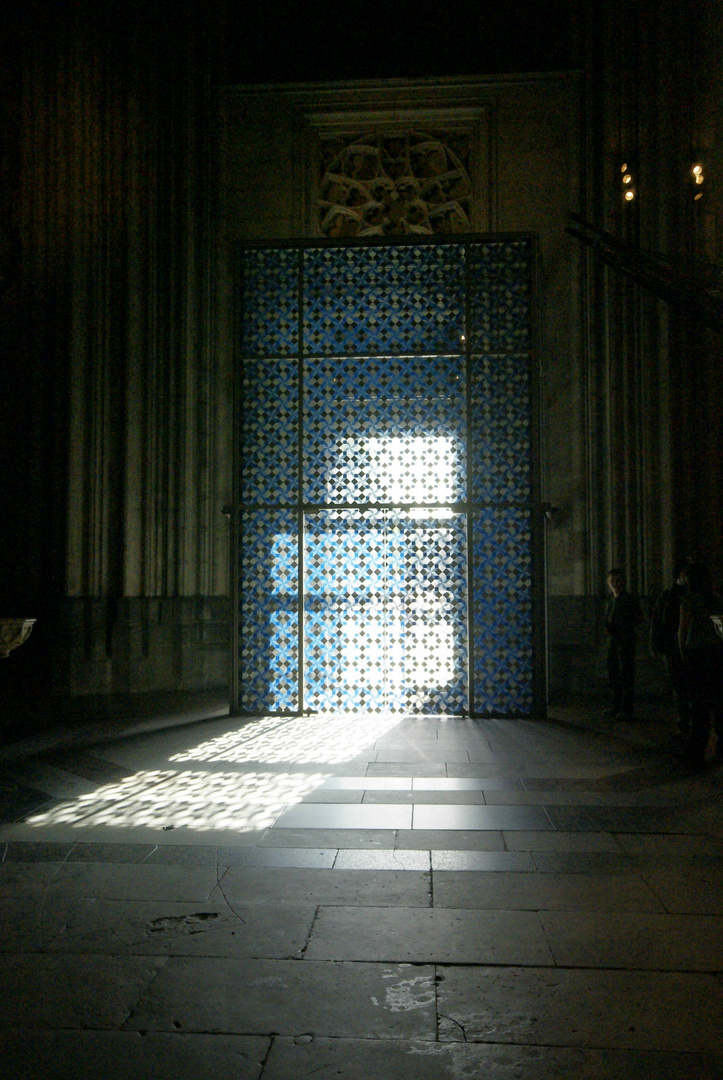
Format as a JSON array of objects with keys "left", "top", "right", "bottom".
[
  {"left": 304, "top": 354, "right": 467, "bottom": 505},
  {"left": 235, "top": 237, "right": 540, "bottom": 717},
  {"left": 471, "top": 506, "right": 534, "bottom": 715},
  {"left": 240, "top": 358, "right": 298, "bottom": 505},
  {"left": 238, "top": 509, "right": 299, "bottom": 714},
  {"left": 304, "top": 509, "right": 468, "bottom": 715}
]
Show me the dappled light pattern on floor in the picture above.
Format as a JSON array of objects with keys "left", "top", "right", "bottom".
[
  {"left": 24, "top": 713, "right": 407, "bottom": 833},
  {"left": 26, "top": 770, "right": 331, "bottom": 833},
  {"left": 170, "top": 712, "right": 402, "bottom": 765}
]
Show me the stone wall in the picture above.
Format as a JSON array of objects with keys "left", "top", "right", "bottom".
[
  {"left": 547, "top": 595, "right": 669, "bottom": 706},
  {"left": 0, "top": 5, "right": 231, "bottom": 700},
  {"left": 52, "top": 598, "right": 231, "bottom": 696}
]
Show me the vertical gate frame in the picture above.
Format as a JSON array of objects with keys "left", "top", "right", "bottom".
[{"left": 296, "top": 251, "right": 306, "bottom": 716}]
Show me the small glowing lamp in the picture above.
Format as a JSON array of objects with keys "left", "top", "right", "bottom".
[{"left": 624, "top": 190, "right": 635, "bottom": 202}]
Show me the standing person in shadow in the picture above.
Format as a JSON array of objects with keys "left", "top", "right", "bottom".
[
  {"left": 678, "top": 560, "right": 723, "bottom": 768},
  {"left": 650, "top": 558, "right": 692, "bottom": 739},
  {"left": 603, "top": 568, "right": 643, "bottom": 722}
]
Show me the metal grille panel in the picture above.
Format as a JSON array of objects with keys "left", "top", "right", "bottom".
[
  {"left": 303, "top": 245, "right": 465, "bottom": 354},
  {"left": 241, "top": 358, "right": 298, "bottom": 505},
  {"left": 238, "top": 510, "right": 299, "bottom": 714},
  {"left": 304, "top": 510, "right": 468, "bottom": 714},
  {"left": 303, "top": 354, "right": 467, "bottom": 505},
  {"left": 469, "top": 241, "right": 531, "bottom": 353},
  {"left": 241, "top": 248, "right": 299, "bottom": 357},
  {"left": 471, "top": 354, "right": 531, "bottom": 503},
  {"left": 471, "top": 506, "right": 534, "bottom": 714},
  {"left": 236, "top": 237, "right": 539, "bottom": 717}
]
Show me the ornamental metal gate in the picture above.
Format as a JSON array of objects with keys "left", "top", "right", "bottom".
[{"left": 233, "top": 237, "right": 543, "bottom": 717}]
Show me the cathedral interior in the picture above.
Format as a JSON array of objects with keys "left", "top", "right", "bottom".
[
  {"left": 0, "top": 2, "right": 722, "bottom": 1076},
  {"left": 2, "top": 0, "right": 722, "bottom": 713}
]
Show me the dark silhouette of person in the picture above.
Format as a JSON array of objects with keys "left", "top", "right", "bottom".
[
  {"left": 678, "top": 560, "right": 723, "bottom": 767},
  {"left": 649, "top": 558, "right": 692, "bottom": 737},
  {"left": 603, "top": 568, "right": 642, "bottom": 721}
]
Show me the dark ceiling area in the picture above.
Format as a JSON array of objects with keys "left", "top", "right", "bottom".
[
  {"left": 4, "top": 1, "right": 576, "bottom": 87},
  {"left": 223, "top": 0, "right": 576, "bottom": 85}
]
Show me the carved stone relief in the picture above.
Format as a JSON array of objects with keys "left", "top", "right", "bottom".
[{"left": 318, "top": 130, "right": 473, "bottom": 237}]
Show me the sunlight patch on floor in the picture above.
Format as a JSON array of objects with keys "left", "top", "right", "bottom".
[
  {"left": 24, "top": 712, "right": 404, "bottom": 833},
  {"left": 26, "top": 769, "right": 331, "bottom": 833},
  {"left": 170, "top": 711, "right": 402, "bottom": 765}
]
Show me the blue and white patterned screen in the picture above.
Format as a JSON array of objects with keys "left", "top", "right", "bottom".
[{"left": 236, "top": 238, "right": 538, "bottom": 717}]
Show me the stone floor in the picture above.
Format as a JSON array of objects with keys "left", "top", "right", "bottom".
[{"left": 1, "top": 701, "right": 723, "bottom": 1078}]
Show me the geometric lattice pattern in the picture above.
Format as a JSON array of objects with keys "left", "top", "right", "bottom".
[
  {"left": 237, "top": 237, "right": 537, "bottom": 717},
  {"left": 304, "top": 510, "right": 468, "bottom": 714},
  {"left": 304, "top": 244, "right": 465, "bottom": 355},
  {"left": 303, "top": 355, "right": 466, "bottom": 505},
  {"left": 472, "top": 507, "right": 534, "bottom": 714},
  {"left": 471, "top": 354, "right": 531, "bottom": 503},
  {"left": 238, "top": 511, "right": 299, "bottom": 714},
  {"left": 241, "top": 248, "right": 299, "bottom": 357},
  {"left": 241, "top": 359, "right": 298, "bottom": 506},
  {"left": 469, "top": 241, "right": 531, "bottom": 353}
]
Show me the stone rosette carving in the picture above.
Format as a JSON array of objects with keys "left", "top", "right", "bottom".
[
  {"left": 0, "top": 619, "right": 36, "bottom": 658},
  {"left": 319, "top": 130, "right": 472, "bottom": 238}
]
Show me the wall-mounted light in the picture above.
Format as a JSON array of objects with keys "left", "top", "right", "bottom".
[
  {"left": 620, "top": 161, "right": 636, "bottom": 203},
  {"left": 691, "top": 162, "right": 705, "bottom": 201}
]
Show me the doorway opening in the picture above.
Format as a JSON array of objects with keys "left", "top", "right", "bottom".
[{"left": 233, "top": 237, "right": 543, "bottom": 717}]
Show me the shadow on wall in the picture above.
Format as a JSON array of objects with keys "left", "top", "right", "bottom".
[
  {"left": 547, "top": 594, "right": 669, "bottom": 705},
  {"left": 0, "top": 597, "right": 231, "bottom": 704}
]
